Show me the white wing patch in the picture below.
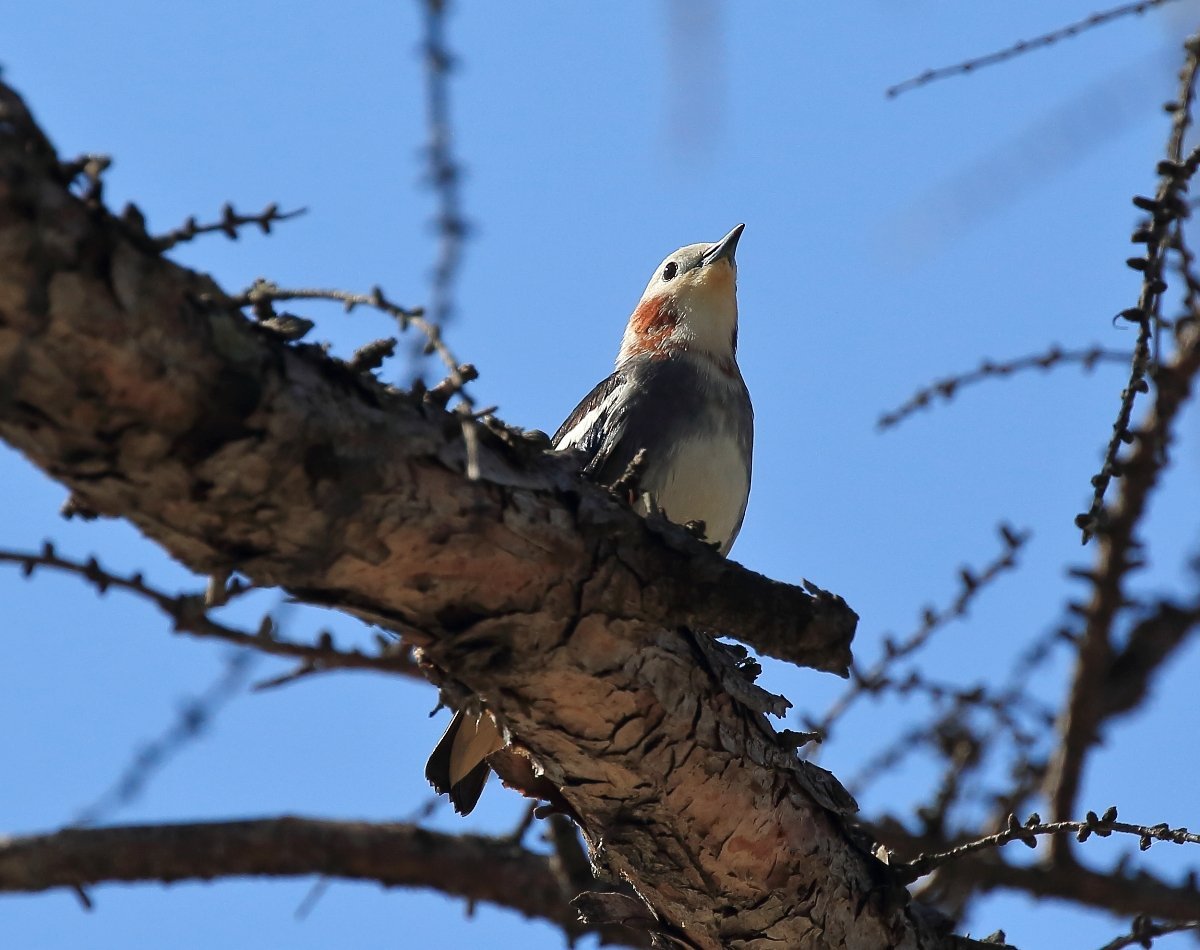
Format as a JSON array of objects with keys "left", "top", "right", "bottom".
[{"left": 553, "top": 400, "right": 609, "bottom": 451}]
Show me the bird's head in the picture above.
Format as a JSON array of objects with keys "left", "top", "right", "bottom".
[{"left": 617, "top": 223, "right": 744, "bottom": 368}]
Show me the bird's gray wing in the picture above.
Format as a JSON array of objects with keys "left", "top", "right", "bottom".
[{"left": 553, "top": 358, "right": 691, "bottom": 485}]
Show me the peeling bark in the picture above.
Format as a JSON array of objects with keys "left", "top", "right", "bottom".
[{"left": 0, "top": 81, "right": 988, "bottom": 948}]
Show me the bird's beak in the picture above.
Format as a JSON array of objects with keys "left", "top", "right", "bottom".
[{"left": 700, "top": 223, "right": 745, "bottom": 267}]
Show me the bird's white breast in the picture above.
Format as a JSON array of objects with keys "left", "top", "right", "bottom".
[{"left": 639, "top": 431, "right": 749, "bottom": 554}]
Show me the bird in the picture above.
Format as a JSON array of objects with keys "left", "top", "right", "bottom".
[{"left": 426, "top": 224, "right": 754, "bottom": 815}]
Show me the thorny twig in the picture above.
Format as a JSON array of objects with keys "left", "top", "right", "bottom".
[
  {"left": 0, "top": 544, "right": 420, "bottom": 676},
  {"left": 870, "top": 814, "right": 1200, "bottom": 922},
  {"left": 231, "top": 280, "right": 485, "bottom": 476},
  {"left": 887, "top": 0, "right": 1186, "bottom": 98},
  {"left": 809, "top": 524, "right": 1029, "bottom": 740},
  {"left": 232, "top": 281, "right": 475, "bottom": 405},
  {"left": 1098, "top": 916, "right": 1200, "bottom": 950},
  {"left": 152, "top": 202, "right": 306, "bottom": 252},
  {"left": 1078, "top": 36, "right": 1200, "bottom": 544},
  {"left": 879, "top": 345, "right": 1128, "bottom": 430},
  {"left": 897, "top": 806, "right": 1200, "bottom": 883},
  {"left": 1050, "top": 37, "right": 1200, "bottom": 831}
]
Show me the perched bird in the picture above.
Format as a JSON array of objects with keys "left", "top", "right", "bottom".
[{"left": 426, "top": 224, "right": 754, "bottom": 815}]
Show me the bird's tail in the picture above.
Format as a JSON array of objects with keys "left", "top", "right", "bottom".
[{"left": 425, "top": 708, "right": 504, "bottom": 816}]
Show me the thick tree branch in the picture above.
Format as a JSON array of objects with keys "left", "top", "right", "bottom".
[
  {"left": 0, "top": 79, "right": 1022, "bottom": 949},
  {"left": 0, "top": 817, "right": 642, "bottom": 945},
  {"left": 0, "top": 78, "right": 852, "bottom": 676}
]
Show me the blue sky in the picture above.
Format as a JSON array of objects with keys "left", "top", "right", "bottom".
[{"left": 3, "top": 3, "right": 1200, "bottom": 948}]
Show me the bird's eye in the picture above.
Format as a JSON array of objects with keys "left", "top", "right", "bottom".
[{"left": 662, "top": 261, "right": 678, "bottom": 281}]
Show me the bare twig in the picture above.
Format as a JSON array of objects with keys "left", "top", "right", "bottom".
[
  {"left": 1041, "top": 40, "right": 1200, "bottom": 846},
  {"left": 1050, "top": 334, "right": 1200, "bottom": 827},
  {"left": 253, "top": 639, "right": 422, "bottom": 692},
  {"left": 1098, "top": 916, "right": 1200, "bottom": 950},
  {"left": 415, "top": 0, "right": 478, "bottom": 476},
  {"left": 897, "top": 806, "right": 1200, "bottom": 882},
  {"left": 810, "top": 524, "right": 1029, "bottom": 739},
  {"left": 234, "top": 280, "right": 476, "bottom": 406},
  {"left": 233, "top": 280, "right": 483, "bottom": 476},
  {"left": 846, "top": 677, "right": 1052, "bottom": 798},
  {"left": 0, "top": 544, "right": 421, "bottom": 677},
  {"left": 610, "top": 447, "right": 649, "bottom": 499},
  {"left": 152, "top": 202, "right": 306, "bottom": 252},
  {"left": 887, "top": 0, "right": 1186, "bottom": 98},
  {"left": 504, "top": 802, "right": 540, "bottom": 846},
  {"left": 879, "top": 345, "right": 1128, "bottom": 430},
  {"left": 234, "top": 282, "right": 422, "bottom": 364},
  {"left": 874, "top": 819, "right": 1200, "bottom": 923},
  {"left": 1078, "top": 36, "right": 1200, "bottom": 544}
]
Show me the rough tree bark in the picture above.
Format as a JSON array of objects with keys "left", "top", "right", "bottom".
[{"left": 0, "top": 81, "right": 990, "bottom": 949}]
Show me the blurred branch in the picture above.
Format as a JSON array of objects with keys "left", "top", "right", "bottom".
[
  {"left": 1049, "top": 324, "right": 1200, "bottom": 826},
  {"left": 879, "top": 345, "right": 1128, "bottom": 431},
  {"left": 887, "top": 0, "right": 1186, "bottom": 98},
  {"left": 1006, "top": 623, "right": 1078, "bottom": 686},
  {"left": 418, "top": 0, "right": 469, "bottom": 342},
  {"left": 231, "top": 279, "right": 483, "bottom": 475},
  {"left": 0, "top": 817, "right": 643, "bottom": 946},
  {"left": 846, "top": 678, "right": 1051, "bottom": 799},
  {"left": 1099, "top": 596, "right": 1200, "bottom": 717},
  {"left": 72, "top": 651, "right": 258, "bottom": 826},
  {"left": 546, "top": 813, "right": 597, "bottom": 892},
  {"left": 1098, "top": 916, "right": 1200, "bottom": 950},
  {"left": 810, "top": 524, "right": 1028, "bottom": 740}
]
